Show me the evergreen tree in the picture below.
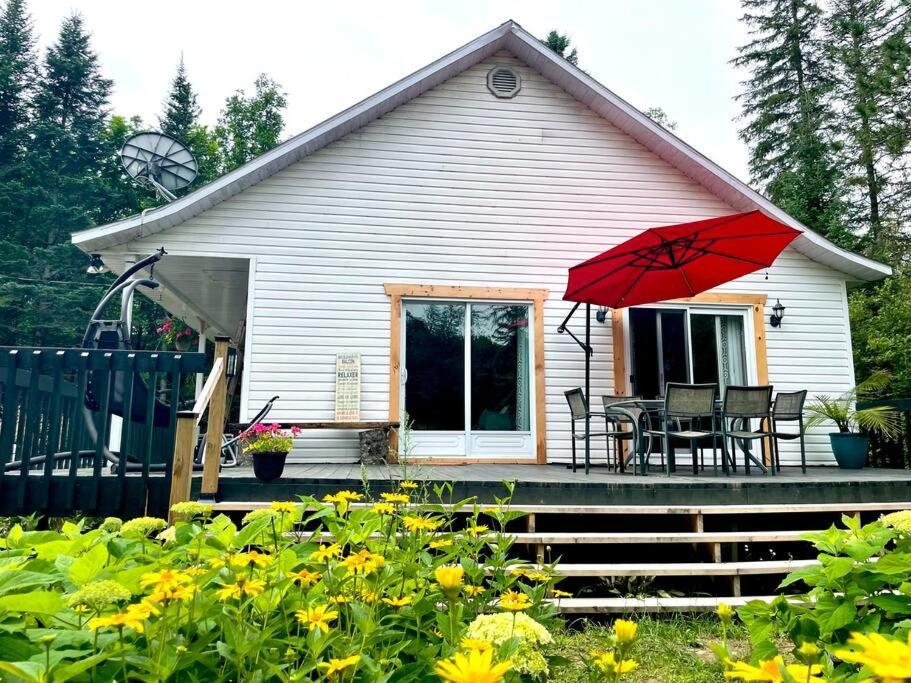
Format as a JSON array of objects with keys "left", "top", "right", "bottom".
[
  {"left": 542, "top": 30, "right": 578, "bottom": 66},
  {"left": 159, "top": 54, "right": 200, "bottom": 143},
  {"left": 826, "top": 0, "right": 911, "bottom": 258},
  {"left": 644, "top": 107, "right": 677, "bottom": 130},
  {"left": 215, "top": 74, "right": 287, "bottom": 172},
  {"left": 0, "top": 13, "right": 114, "bottom": 346},
  {"left": 0, "top": 0, "right": 35, "bottom": 166},
  {"left": 733, "top": 0, "right": 845, "bottom": 242}
]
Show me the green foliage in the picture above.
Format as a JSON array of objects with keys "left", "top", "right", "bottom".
[
  {"left": 215, "top": 73, "right": 287, "bottom": 173},
  {"left": 0, "top": 487, "right": 563, "bottom": 681},
  {"left": 643, "top": 107, "right": 677, "bottom": 131},
  {"left": 0, "top": 0, "right": 34, "bottom": 166},
  {"left": 158, "top": 54, "right": 200, "bottom": 145},
  {"left": 736, "top": 511, "right": 911, "bottom": 678},
  {"left": 733, "top": 0, "right": 846, "bottom": 242},
  {"left": 804, "top": 370, "right": 902, "bottom": 436},
  {"left": 542, "top": 30, "right": 579, "bottom": 66}
]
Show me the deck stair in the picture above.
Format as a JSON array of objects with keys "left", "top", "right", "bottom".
[{"left": 211, "top": 499, "right": 910, "bottom": 613}]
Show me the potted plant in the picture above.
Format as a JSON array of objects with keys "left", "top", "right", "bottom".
[
  {"left": 239, "top": 423, "right": 301, "bottom": 481},
  {"left": 805, "top": 372, "right": 901, "bottom": 469},
  {"left": 156, "top": 317, "right": 197, "bottom": 351}
]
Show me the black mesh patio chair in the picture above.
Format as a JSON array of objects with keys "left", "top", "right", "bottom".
[
  {"left": 601, "top": 395, "right": 654, "bottom": 475},
  {"left": 564, "top": 388, "right": 609, "bottom": 473},
  {"left": 769, "top": 389, "right": 808, "bottom": 474},
  {"left": 721, "top": 385, "right": 774, "bottom": 476},
  {"left": 646, "top": 383, "right": 719, "bottom": 476}
]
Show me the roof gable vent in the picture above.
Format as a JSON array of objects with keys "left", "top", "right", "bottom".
[{"left": 487, "top": 66, "right": 521, "bottom": 98}]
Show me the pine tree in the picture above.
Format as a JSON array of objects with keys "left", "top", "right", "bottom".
[
  {"left": 159, "top": 54, "right": 200, "bottom": 143},
  {"left": 542, "top": 30, "right": 578, "bottom": 66},
  {"left": 0, "top": 13, "right": 114, "bottom": 345},
  {"left": 215, "top": 73, "right": 286, "bottom": 172},
  {"left": 0, "top": 0, "right": 35, "bottom": 166},
  {"left": 827, "top": 0, "right": 911, "bottom": 257},
  {"left": 733, "top": 0, "right": 845, "bottom": 242}
]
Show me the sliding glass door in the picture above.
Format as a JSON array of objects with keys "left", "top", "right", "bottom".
[
  {"left": 629, "top": 306, "right": 752, "bottom": 399},
  {"left": 402, "top": 300, "right": 534, "bottom": 458}
]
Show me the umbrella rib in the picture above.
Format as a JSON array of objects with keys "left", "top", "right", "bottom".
[
  {"left": 565, "top": 246, "right": 670, "bottom": 300},
  {"left": 614, "top": 266, "right": 652, "bottom": 308}
]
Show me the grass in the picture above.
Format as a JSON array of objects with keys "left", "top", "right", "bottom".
[{"left": 549, "top": 615, "right": 750, "bottom": 683}]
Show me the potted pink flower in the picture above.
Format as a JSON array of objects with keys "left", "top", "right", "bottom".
[
  {"left": 156, "top": 317, "right": 197, "bottom": 351},
  {"left": 239, "top": 423, "right": 301, "bottom": 481}
]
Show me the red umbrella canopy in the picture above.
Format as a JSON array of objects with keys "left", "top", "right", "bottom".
[{"left": 564, "top": 211, "right": 800, "bottom": 309}]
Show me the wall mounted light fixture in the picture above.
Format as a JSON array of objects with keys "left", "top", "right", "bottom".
[
  {"left": 86, "top": 254, "right": 107, "bottom": 275},
  {"left": 595, "top": 306, "right": 609, "bottom": 323},
  {"left": 770, "top": 299, "right": 786, "bottom": 328}
]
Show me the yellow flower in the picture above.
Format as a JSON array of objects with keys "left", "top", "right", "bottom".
[
  {"left": 148, "top": 583, "right": 195, "bottom": 603},
  {"left": 435, "top": 565, "right": 464, "bottom": 598},
  {"left": 270, "top": 501, "right": 298, "bottom": 514},
  {"left": 403, "top": 515, "right": 442, "bottom": 532},
  {"left": 295, "top": 604, "right": 339, "bottom": 633},
  {"left": 797, "top": 642, "right": 820, "bottom": 662},
  {"left": 552, "top": 589, "right": 573, "bottom": 598},
  {"left": 724, "top": 656, "right": 824, "bottom": 682},
  {"left": 340, "top": 549, "right": 385, "bottom": 576},
  {"left": 836, "top": 631, "right": 911, "bottom": 682},
  {"left": 372, "top": 502, "right": 395, "bottom": 515},
  {"left": 429, "top": 538, "right": 453, "bottom": 549},
  {"left": 718, "top": 602, "right": 734, "bottom": 623},
  {"left": 286, "top": 568, "right": 321, "bottom": 586},
  {"left": 613, "top": 619, "right": 638, "bottom": 644},
  {"left": 460, "top": 637, "right": 493, "bottom": 652},
  {"left": 215, "top": 579, "right": 266, "bottom": 601},
  {"left": 318, "top": 654, "right": 361, "bottom": 677},
  {"left": 380, "top": 492, "right": 410, "bottom": 505},
  {"left": 140, "top": 568, "right": 191, "bottom": 595},
  {"left": 467, "top": 524, "right": 489, "bottom": 536},
  {"left": 400, "top": 480, "right": 419, "bottom": 490},
  {"left": 230, "top": 550, "right": 273, "bottom": 568},
  {"left": 323, "top": 490, "right": 363, "bottom": 505},
  {"left": 464, "top": 584, "right": 485, "bottom": 597},
  {"left": 87, "top": 603, "right": 151, "bottom": 633},
  {"left": 498, "top": 590, "right": 532, "bottom": 612},
  {"left": 329, "top": 594, "right": 350, "bottom": 604},
  {"left": 435, "top": 648, "right": 512, "bottom": 683},
  {"left": 360, "top": 589, "right": 379, "bottom": 604},
  {"left": 591, "top": 650, "right": 638, "bottom": 675},
  {"left": 73, "top": 604, "right": 89, "bottom": 614},
  {"left": 382, "top": 595, "right": 412, "bottom": 607},
  {"left": 310, "top": 543, "right": 342, "bottom": 562},
  {"left": 184, "top": 566, "right": 207, "bottom": 576},
  {"left": 524, "top": 571, "right": 552, "bottom": 583}
]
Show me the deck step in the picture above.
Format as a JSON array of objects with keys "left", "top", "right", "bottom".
[
  {"left": 297, "top": 529, "right": 816, "bottom": 544},
  {"left": 542, "top": 559, "right": 815, "bottom": 577},
  {"left": 209, "top": 500, "right": 911, "bottom": 515},
  {"left": 553, "top": 595, "right": 794, "bottom": 613}
]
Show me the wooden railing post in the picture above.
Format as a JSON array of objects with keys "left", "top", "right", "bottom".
[
  {"left": 199, "top": 336, "right": 231, "bottom": 502},
  {"left": 168, "top": 410, "right": 198, "bottom": 520}
]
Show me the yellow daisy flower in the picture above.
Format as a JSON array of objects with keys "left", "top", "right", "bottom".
[
  {"left": 429, "top": 538, "right": 453, "bottom": 549},
  {"left": 380, "top": 492, "right": 409, "bottom": 505},
  {"left": 310, "top": 543, "right": 342, "bottom": 562},
  {"left": 724, "top": 656, "right": 823, "bottom": 682},
  {"left": 460, "top": 637, "right": 493, "bottom": 652},
  {"left": 286, "top": 568, "right": 321, "bottom": 586},
  {"left": 435, "top": 649, "right": 512, "bottom": 683},
  {"left": 372, "top": 502, "right": 395, "bottom": 515},
  {"left": 591, "top": 650, "right": 638, "bottom": 675},
  {"left": 295, "top": 604, "right": 339, "bottom": 633},
  {"left": 435, "top": 565, "right": 464, "bottom": 598},
  {"left": 464, "top": 584, "right": 485, "bottom": 597},
  {"left": 340, "top": 549, "right": 385, "bottom": 576},
  {"left": 215, "top": 579, "right": 266, "bottom": 601},
  {"left": 318, "top": 654, "right": 361, "bottom": 677},
  {"left": 399, "top": 481, "right": 419, "bottom": 490},
  {"left": 230, "top": 550, "right": 273, "bottom": 568},
  {"left": 613, "top": 619, "right": 638, "bottom": 644},
  {"left": 382, "top": 595, "right": 412, "bottom": 607},
  {"left": 498, "top": 590, "right": 532, "bottom": 612},
  {"left": 270, "top": 501, "right": 298, "bottom": 514},
  {"left": 835, "top": 632, "right": 911, "bottom": 683}
]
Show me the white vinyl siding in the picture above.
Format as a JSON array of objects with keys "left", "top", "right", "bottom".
[{"left": 125, "top": 51, "right": 854, "bottom": 466}]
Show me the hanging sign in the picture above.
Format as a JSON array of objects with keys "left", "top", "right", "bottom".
[{"left": 335, "top": 352, "right": 361, "bottom": 422}]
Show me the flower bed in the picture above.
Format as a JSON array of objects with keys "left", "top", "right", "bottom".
[{"left": 0, "top": 485, "right": 639, "bottom": 681}]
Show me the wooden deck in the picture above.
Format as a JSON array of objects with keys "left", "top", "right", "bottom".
[{"left": 201, "top": 463, "right": 911, "bottom": 506}]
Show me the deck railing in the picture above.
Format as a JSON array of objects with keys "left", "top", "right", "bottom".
[
  {"left": 859, "top": 398, "right": 911, "bottom": 469},
  {"left": 0, "top": 346, "right": 206, "bottom": 517}
]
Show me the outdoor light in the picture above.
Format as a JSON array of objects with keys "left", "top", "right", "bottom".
[
  {"left": 226, "top": 346, "right": 238, "bottom": 378},
  {"left": 595, "top": 306, "right": 609, "bottom": 323},
  {"left": 86, "top": 254, "right": 107, "bottom": 275},
  {"left": 770, "top": 299, "right": 786, "bottom": 327}
]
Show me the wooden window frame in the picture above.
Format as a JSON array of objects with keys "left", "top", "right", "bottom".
[
  {"left": 384, "top": 284, "right": 549, "bottom": 464},
  {"left": 611, "top": 292, "right": 769, "bottom": 396}
]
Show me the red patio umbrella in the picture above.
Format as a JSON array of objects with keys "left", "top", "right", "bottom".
[{"left": 559, "top": 210, "right": 800, "bottom": 474}]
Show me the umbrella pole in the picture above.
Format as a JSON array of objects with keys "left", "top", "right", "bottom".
[{"left": 585, "top": 303, "right": 591, "bottom": 475}]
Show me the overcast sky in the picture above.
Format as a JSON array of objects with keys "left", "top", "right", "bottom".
[{"left": 28, "top": 0, "right": 752, "bottom": 181}]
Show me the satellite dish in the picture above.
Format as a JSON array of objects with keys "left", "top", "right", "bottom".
[{"left": 119, "top": 132, "right": 198, "bottom": 202}]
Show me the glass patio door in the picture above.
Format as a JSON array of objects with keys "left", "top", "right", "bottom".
[
  {"left": 628, "top": 306, "right": 752, "bottom": 399},
  {"left": 402, "top": 300, "right": 534, "bottom": 458}
]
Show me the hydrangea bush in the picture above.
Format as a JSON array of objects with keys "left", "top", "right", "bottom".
[{"left": 0, "top": 484, "right": 586, "bottom": 681}]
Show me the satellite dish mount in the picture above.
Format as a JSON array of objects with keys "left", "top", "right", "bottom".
[{"left": 119, "top": 132, "right": 198, "bottom": 202}]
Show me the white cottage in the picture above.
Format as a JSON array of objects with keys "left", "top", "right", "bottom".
[{"left": 73, "top": 21, "right": 889, "bottom": 468}]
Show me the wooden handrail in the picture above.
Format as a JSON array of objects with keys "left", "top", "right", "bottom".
[
  {"left": 167, "top": 336, "right": 232, "bottom": 519},
  {"left": 191, "top": 357, "right": 223, "bottom": 426}
]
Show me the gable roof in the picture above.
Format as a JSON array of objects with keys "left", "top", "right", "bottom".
[{"left": 73, "top": 20, "right": 890, "bottom": 282}]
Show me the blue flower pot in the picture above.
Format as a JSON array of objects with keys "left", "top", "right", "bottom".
[{"left": 829, "top": 433, "right": 869, "bottom": 469}]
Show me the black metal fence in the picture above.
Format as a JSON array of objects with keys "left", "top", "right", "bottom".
[
  {"left": 0, "top": 347, "right": 206, "bottom": 517},
  {"left": 859, "top": 399, "right": 911, "bottom": 469}
]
